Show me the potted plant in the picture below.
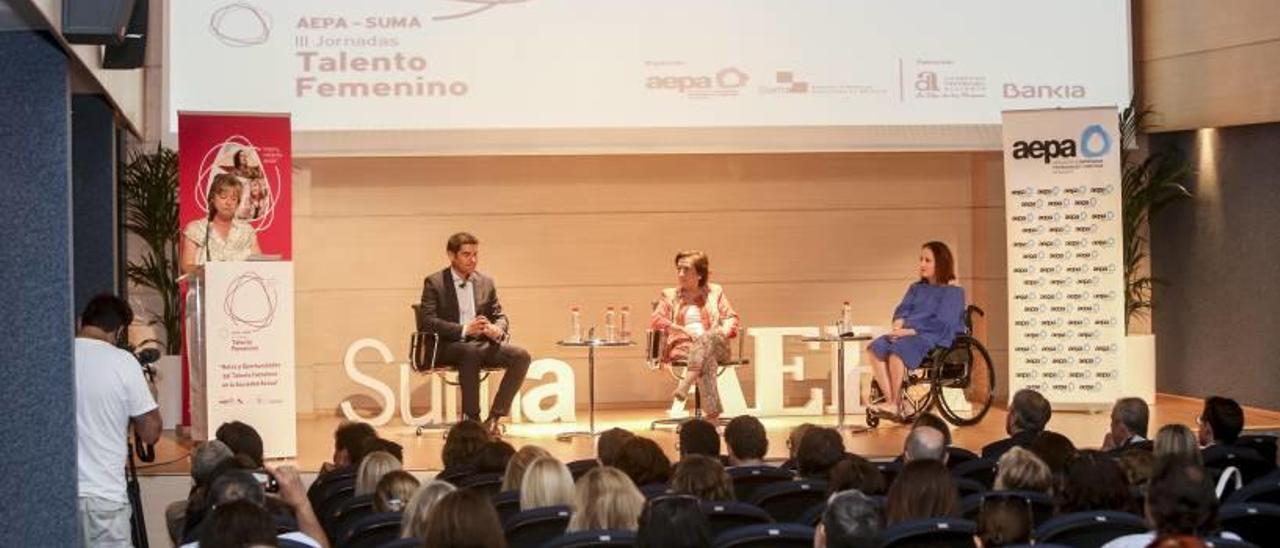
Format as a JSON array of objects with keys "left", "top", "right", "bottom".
[
  {"left": 1118, "top": 104, "right": 1193, "bottom": 402},
  {"left": 122, "top": 145, "right": 181, "bottom": 355}
]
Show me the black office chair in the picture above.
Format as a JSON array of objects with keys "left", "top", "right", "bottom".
[
  {"left": 712, "top": 523, "right": 815, "bottom": 548},
  {"left": 339, "top": 511, "right": 403, "bottom": 548},
  {"left": 1218, "top": 502, "right": 1280, "bottom": 547},
  {"left": 1034, "top": 511, "right": 1146, "bottom": 547},
  {"left": 541, "top": 529, "right": 638, "bottom": 548},
  {"left": 323, "top": 492, "right": 369, "bottom": 539},
  {"left": 700, "top": 500, "right": 774, "bottom": 538},
  {"left": 409, "top": 303, "right": 508, "bottom": 435},
  {"left": 504, "top": 505, "right": 572, "bottom": 548},
  {"left": 459, "top": 472, "right": 505, "bottom": 497},
  {"left": 1228, "top": 470, "right": 1280, "bottom": 505},
  {"left": 492, "top": 489, "right": 522, "bottom": 524},
  {"left": 951, "top": 457, "right": 998, "bottom": 489},
  {"left": 647, "top": 325, "right": 750, "bottom": 430},
  {"left": 727, "top": 465, "right": 794, "bottom": 503},
  {"left": 880, "top": 517, "right": 977, "bottom": 548},
  {"left": 748, "top": 480, "right": 828, "bottom": 523}
]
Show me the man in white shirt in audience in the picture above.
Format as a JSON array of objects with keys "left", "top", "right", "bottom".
[{"left": 75, "top": 294, "right": 161, "bottom": 547}]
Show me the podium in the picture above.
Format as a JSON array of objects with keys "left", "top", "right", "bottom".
[{"left": 185, "top": 260, "right": 297, "bottom": 458}]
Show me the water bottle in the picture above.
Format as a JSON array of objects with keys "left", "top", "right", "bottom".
[
  {"left": 569, "top": 306, "right": 582, "bottom": 343},
  {"left": 619, "top": 306, "right": 631, "bottom": 342},
  {"left": 841, "top": 301, "right": 852, "bottom": 335},
  {"left": 604, "top": 307, "right": 616, "bottom": 342}
]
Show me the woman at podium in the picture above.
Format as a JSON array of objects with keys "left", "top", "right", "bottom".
[
  {"left": 650, "top": 250, "right": 740, "bottom": 420},
  {"left": 181, "top": 174, "right": 261, "bottom": 274},
  {"left": 866, "top": 241, "right": 966, "bottom": 418}
]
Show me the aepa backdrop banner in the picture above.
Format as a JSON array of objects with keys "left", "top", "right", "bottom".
[{"left": 1001, "top": 107, "right": 1124, "bottom": 408}]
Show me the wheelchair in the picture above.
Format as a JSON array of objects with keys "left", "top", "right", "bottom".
[{"left": 865, "top": 305, "right": 995, "bottom": 428}]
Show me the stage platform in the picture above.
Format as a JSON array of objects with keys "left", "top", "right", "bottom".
[{"left": 138, "top": 394, "right": 1280, "bottom": 476}]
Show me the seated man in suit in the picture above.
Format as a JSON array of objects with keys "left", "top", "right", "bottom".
[
  {"left": 1103, "top": 397, "right": 1153, "bottom": 454},
  {"left": 420, "top": 232, "right": 532, "bottom": 435},
  {"left": 1198, "top": 396, "right": 1264, "bottom": 463},
  {"left": 982, "top": 389, "right": 1051, "bottom": 460}
]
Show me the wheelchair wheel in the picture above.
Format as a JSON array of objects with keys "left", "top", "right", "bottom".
[{"left": 936, "top": 336, "right": 995, "bottom": 426}]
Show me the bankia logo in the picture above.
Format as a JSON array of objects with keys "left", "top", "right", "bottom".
[{"left": 1011, "top": 124, "right": 1113, "bottom": 164}]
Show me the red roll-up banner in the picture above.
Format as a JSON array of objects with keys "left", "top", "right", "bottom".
[{"left": 177, "top": 112, "right": 292, "bottom": 430}]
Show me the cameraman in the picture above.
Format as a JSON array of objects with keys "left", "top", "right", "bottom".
[{"left": 75, "top": 294, "right": 161, "bottom": 547}]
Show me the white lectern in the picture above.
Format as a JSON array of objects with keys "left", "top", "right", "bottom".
[{"left": 185, "top": 260, "right": 297, "bottom": 458}]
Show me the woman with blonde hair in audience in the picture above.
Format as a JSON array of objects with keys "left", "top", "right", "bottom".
[
  {"left": 1154, "top": 424, "right": 1203, "bottom": 465},
  {"left": 993, "top": 447, "right": 1053, "bottom": 494},
  {"left": 373, "top": 470, "right": 420, "bottom": 513},
  {"left": 399, "top": 480, "right": 455, "bottom": 539},
  {"left": 520, "top": 456, "right": 575, "bottom": 511},
  {"left": 670, "top": 455, "right": 735, "bottom": 500},
  {"left": 567, "top": 466, "right": 646, "bottom": 532},
  {"left": 355, "top": 451, "right": 402, "bottom": 496},
  {"left": 503, "top": 445, "right": 551, "bottom": 492}
]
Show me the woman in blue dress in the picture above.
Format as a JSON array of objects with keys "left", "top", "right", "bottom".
[{"left": 867, "top": 241, "right": 966, "bottom": 417}]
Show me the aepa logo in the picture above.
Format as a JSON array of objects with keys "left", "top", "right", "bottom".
[
  {"left": 647, "top": 67, "right": 748, "bottom": 93},
  {"left": 1011, "top": 124, "right": 1112, "bottom": 164}
]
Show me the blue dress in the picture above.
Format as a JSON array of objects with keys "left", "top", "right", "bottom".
[{"left": 869, "top": 282, "right": 966, "bottom": 369}]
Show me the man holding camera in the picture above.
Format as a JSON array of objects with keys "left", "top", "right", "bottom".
[{"left": 75, "top": 294, "right": 161, "bottom": 547}]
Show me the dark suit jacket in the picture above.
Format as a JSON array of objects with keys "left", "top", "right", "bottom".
[
  {"left": 980, "top": 430, "right": 1040, "bottom": 460},
  {"left": 419, "top": 268, "right": 509, "bottom": 343}
]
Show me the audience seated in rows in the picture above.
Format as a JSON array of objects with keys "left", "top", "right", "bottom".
[
  {"left": 374, "top": 470, "right": 419, "bottom": 513},
  {"left": 885, "top": 459, "right": 959, "bottom": 525},
  {"left": 474, "top": 439, "right": 516, "bottom": 475},
  {"left": 182, "top": 466, "right": 327, "bottom": 547},
  {"left": 678, "top": 418, "right": 722, "bottom": 460},
  {"left": 597, "top": 427, "right": 636, "bottom": 466},
  {"left": 399, "top": 480, "right": 455, "bottom": 539},
  {"left": 1028, "top": 430, "right": 1077, "bottom": 479},
  {"left": 503, "top": 445, "right": 551, "bottom": 492},
  {"left": 1155, "top": 423, "right": 1203, "bottom": 465},
  {"left": 422, "top": 488, "right": 506, "bottom": 548},
  {"left": 724, "top": 415, "right": 769, "bottom": 467},
  {"left": 993, "top": 447, "right": 1053, "bottom": 495},
  {"left": 782, "top": 422, "right": 817, "bottom": 470},
  {"left": 1199, "top": 396, "right": 1263, "bottom": 463},
  {"left": 671, "top": 454, "right": 735, "bottom": 500},
  {"left": 1102, "top": 457, "right": 1228, "bottom": 548},
  {"left": 904, "top": 424, "right": 948, "bottom": 464},
  {"left": 355, "top": 451, "right": 402, "bottom": 496},
  {"left": 798, "top": 427, "right": 846, "bottom": 481},
  {"left": 567, "top": 466, "right": 645, "bottom": 532},
  {"left": 520, "top": 456, "right": 575, "bottom": 511},
  {"left": 165, "top": 439, "right": 234, "bottom": 543},
  {"left": 817, "top": 489, "right": 881, "bottom": 548},
  {"left": 1104, "top": 397, "right": 1153, "bottom": 454},
  {"left": 614, "top": 436, "right": 673, "bottom": 487},
  {"left": 975, "top": 494, "right": 1034, "bottom": 547},
  {"left": 1057, "top": 450, "right": 1135, "bottom": 515},
  {"left": 983, "top": 389, "right": 1052, "bottom": 460},
  {"left": 216, "top": 420, "right": 265, "bottom": 468},
  {"left": 828, "top": 454, "right": 886, "bottom": 496},
  {"left": 1117, "top": 448, "right": 1156, "bottom": 489},
  {"left": 440, "top": 419, "right": 492, "bottom": 480},
  {"left": 637, "top": 494, "right": 711, "bottom": 548}
]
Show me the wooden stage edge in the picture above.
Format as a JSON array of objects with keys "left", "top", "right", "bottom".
[{"left": 137, "top": 394, "right": 1280, "bottom": 477}]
